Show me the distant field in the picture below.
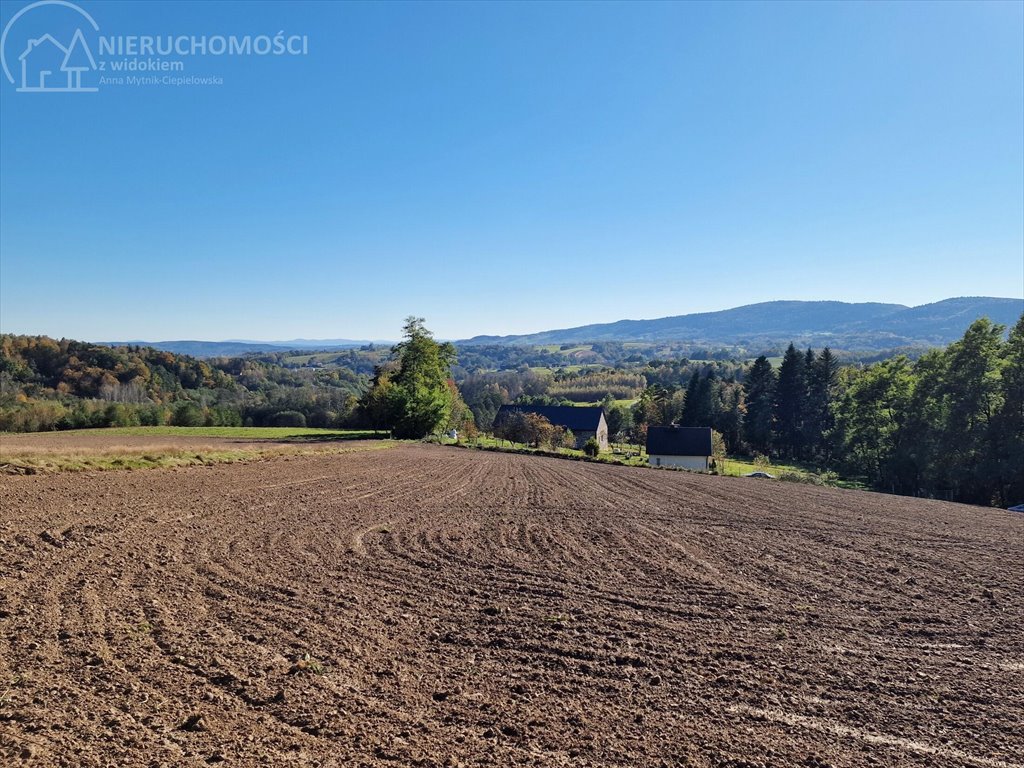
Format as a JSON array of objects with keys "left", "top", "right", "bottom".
[
  {"left": 572, "top": 398, "right": 637, "bottom": 408},
  {"left": 535, "top": 344, "right": 594, "bottom": 354},
  {"left": 283, "top": 352, "right": 342, "bottom": 365},
  {"left": 528, "top": 363, "right": 603, "bottom": 375},
  {"left": 0, "top": 426, "right": 378, "bottom": 440},
  {"left": 0, "top": 427, "right": 385, "bottom": 474}
]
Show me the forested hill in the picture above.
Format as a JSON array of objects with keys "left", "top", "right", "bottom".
[
  {"left": 463, "top": 297, "right": 1024, "bottom": 348},
  {"left": 0, "top": 336, "right": 366, "bottom": 432},
  {"left": 1, "top": 336, "right": 237, "bottom": 401}
]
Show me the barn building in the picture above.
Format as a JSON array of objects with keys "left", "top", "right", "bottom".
[
  {"left": 494, "top": 405, "right": 609, "bottom": 451},
  {"left": 646, "top": 426, "right": 713, "bottom": 470}
]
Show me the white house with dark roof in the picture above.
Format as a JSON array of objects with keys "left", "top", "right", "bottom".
[{"left": 646, "top": 426, "right": 713, "bottom": 470}]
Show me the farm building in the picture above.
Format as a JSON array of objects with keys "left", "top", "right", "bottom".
[
  {"left": 646, "top": 426, "right": 713, "bottom": 470},
  {"left": 494, "top": 404, "right": 609, "bottom": 450}
]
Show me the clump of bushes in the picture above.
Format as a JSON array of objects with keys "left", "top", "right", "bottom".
[
  {"left": 270, "top": 410, "right": 307, "bottom": 428},
  {"left": 777, "top": 469, "right": 840, "bottom": 486}
]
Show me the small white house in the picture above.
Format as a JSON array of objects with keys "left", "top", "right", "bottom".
[{"left": 646, "top": 426, "right": 713, "bottom": 470}]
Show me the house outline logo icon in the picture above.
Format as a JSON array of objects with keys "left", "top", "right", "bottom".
[{"left": 1, "top": 0, "right": 100, "bottom": 93}]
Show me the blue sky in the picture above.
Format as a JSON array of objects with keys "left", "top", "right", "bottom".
[{"left": 1, "top": 0, "right": 1022, "bottom": 341}]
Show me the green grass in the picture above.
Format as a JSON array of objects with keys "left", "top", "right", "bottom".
[
  {"left": 714, "top": 456, "right": 802, "bottom": 477},
  {"left": 572, "top": 398, "right": 637, "bottom": 409},
  {"left": 0, "top": 426, "right": 390, "bottom": 474},
  {"left": 441, "top": 435, "right": 650, "bottom": 467},
  {"left": 0, "top": 441, "right": 392, "bottom": 475},
  {"left": 283, "top": 352, "right": 342, "bottom": 365},
  {"left": 23, "top": 426, "right": 381, "bottom": 441},
  {"left": 525, "top": 364, "right": 602, "bottom": 375},
  {"left": 715, "top": 455, "right": 864, "bottom": 489}
]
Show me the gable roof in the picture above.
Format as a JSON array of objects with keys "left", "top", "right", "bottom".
[
  {"left": 20, "top": 34, "right": 68, "bottom": 61},
  {"left": 495, "top": 404, "right": 605, "bottom": 432},
  {"left": 646, "top": 426, "right": 712, "bottom": 456}
]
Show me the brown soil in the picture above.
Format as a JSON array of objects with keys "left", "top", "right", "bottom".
[{"left": 0, "top": 445, "right": 1020, "bottom": 767}]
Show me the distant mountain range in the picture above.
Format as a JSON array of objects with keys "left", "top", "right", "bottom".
[
  {"left": 462, "top": 296, "right": 1024, "bottom": 349},
  {"left": 97, "top": 339, "right": 390, "bottom": 357},
  {"left": 225, "top": 338, "right": 391, "bottom": 348},
  {"left": 96, "top": 296, "right": 1022, "bottom": 358}
]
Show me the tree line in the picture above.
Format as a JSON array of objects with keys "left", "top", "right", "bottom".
[
  {"left": 0, "top": 335, "right": 367, "bottom": 432},
  {"left": 4, "top": 315, "right": 1020, "bottom": 507},
  {"left": 627, "top": 317, "right": 1023, "bottom": 507},
  {"left": 831, "top": 317, "right": 1023, "bottom": 506}
]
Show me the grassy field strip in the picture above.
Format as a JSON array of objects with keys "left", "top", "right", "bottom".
[
  {"left": 0, "top": 426, "right": 381, "bottom": 440},
  {"left": 0, "top": 441, "right": 393, "bottom": 474}
]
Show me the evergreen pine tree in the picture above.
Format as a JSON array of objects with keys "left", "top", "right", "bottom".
[
  {"left": 773, "top": 344, "right": 807, "bottom": 458},
  {"left": 806, "top": 347, "right": 840, "bottom": 462},
  {"left": 680, "top": 371, "right": 701, "bottom": 426},
  {"left": 742, "top": 356, "right": 776, "bottom": 455}
]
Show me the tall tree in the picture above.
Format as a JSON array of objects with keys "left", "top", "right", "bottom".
[
  {"left": 681, "top": 370, "right": 714, "bottom": 427},
  {"left": 991, "top": 314, "right": 1024, "bottom": 505},
  {"left": 633, "top": 385, "right": 667, "bottom": 427},
  {"left": 834, "top": 357, "right": 913, "bottom": 490},
  {"left": 679, "top": 371, "right": 701, "bottom": 426},
  {"left": 938, "top": 318, "right": 1005, "bottom": 504},
  {"left": 742, "top": 356, "right": 775, "bottom": 455},
  {"left": 773, "top": 344, "right": 807, "bottom": 458},
  {"left": 887, "top": 349, "right": 944, "bottom": 495},
  {"left": 805, "top": 347, "right": 840, "bottom": 463},
  {"left": 360, "top": 317, "right": 458, "bottom": 438},
  {"left": 712, "top": 381, "right": 744, "bottom": 454}
]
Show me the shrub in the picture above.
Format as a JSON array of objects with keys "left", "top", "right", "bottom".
[
  {"left": 171, "top": 402, "right": 205, "bottom": 427},
  {"left": 207, "top": 406, "right": 242, "bottom": 427},
  {"left": 0, "top": 399, "right": 67, "bottom": 432},
  {"left": 270, "top": 410, "right": 307, "bottom": 428},
  {"left": 104, "top": 403, "right": 141, "bottom": 428},
  {"left": 306, "top": 408, "right": 335, "bottom": 428},
  {"left": 138, "top": 404, "right": 169, "bottom": 426},
  {"left": 583, "top": 437, "right": 600, "bottom": 457}
]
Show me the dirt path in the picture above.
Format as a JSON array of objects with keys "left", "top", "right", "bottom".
[{"left": 1, "top": 445, "right": 1021, "bottom": 767}]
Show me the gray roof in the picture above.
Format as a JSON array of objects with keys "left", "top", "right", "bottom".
[
  {"left": 646, "top": 426, "right": 712, "bottom": 456},
  {"left": 494, "top": 404, "right": 605, "bottom": 432}
]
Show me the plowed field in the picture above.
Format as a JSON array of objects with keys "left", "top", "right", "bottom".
[{"left": 1, "top": 445, "right": 1021, "bottom": 767}]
